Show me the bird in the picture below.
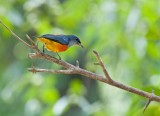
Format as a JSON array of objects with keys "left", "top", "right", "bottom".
[{"left": 37, "top": 34, "right": 83, "bottom": 60}]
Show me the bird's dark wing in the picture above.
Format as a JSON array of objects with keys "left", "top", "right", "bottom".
[{"left": 38, "top": 34, "right": 69, "bottom": 45}]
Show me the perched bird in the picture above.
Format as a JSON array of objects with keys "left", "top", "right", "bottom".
[{"left": 37, "top": 34, "right": 83, "bottom": 59}]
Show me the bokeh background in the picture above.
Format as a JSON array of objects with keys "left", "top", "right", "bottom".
[{"left": 0, "top": 0, "right": 160, "bottom": 116}]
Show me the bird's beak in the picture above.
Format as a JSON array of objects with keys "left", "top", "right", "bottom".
[{"left": 80, "top": 44, "right": 84, "bottom": 48}]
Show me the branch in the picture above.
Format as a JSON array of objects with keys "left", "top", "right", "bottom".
[
  {"left": 143, "top": 90, "right": 155, "bottom": 113},
  {"left": 0, "top": 20, "right": 31, "bottom": 48},
  {"left": 28, "top": 52, "right": 76, "bottom": 69},
  {"left": 28, "top": 68, "right": 76, "bottom": 74},
  {"left": 28, "top": 52, "right": 160, "bottom": 102},
  {"left": 93, "top": 50, "right": 112, "bottom": 82},
  {"left": 25, "top": 34, "right": 42, "bottom": 53},
  {"left": 1, "top": 20, "right": 160, "bottom": 108}
]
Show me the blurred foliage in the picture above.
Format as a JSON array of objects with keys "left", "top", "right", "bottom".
[{"left": 0, "top": 0, "right": 160, "bottom": 116}]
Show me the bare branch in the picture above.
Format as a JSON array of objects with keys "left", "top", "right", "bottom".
[
  {"left": 28, "top": 68, "right": 76, "bottom": 74},
  {"left": 1, "top": 20, "right": 160, "bottom": 109},
  {"left": 0, "top": 20, "right": 32, "bottom": 48},
  {"left": 143, "top": 90, "right": 155, "bottom": 113},
  {"left": 26, "top": 34, "right": 42, "bottom": 52},
  {"left": 93, "top": 50, "right": 112, "bottom": 81},
  {"left": 26, "top": 34, "right": 35, "bottom": 45},
  {"left": 143, "top": 99, "right": 151, "bottom": 113},
  {"left": 28, "top": 53, "right": 76, "bottom": 69},
  {"left": 28, "top": 53, "right": 160, "bottom": 102}
]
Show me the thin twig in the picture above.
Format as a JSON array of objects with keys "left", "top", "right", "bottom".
[
  {"left": 26, "top": 34, "right": 41, "bottom": 52},
  {"left": 93, "top": 50, "right": 112, "bottom": 82},
  {"left": 28, "top": 68, "right": 76, "bottom": 74},
  {"left": 0, "top": 20, "right": 32, "bottom": 48},
  {"left": 143, "top": 90, "right": 155, "bottom": 113},
  {"left": 143, "top": 99, "right": 151, "bottom": 113},
  {"left": 26, "top": 34, "right": 35, "bottom": 45},
  {"left": 28, "top": 52, "right": 75, "bottom": 69}
]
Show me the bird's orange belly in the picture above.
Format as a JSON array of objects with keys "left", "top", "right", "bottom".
[{"left": 38, "top": 38, "right": 68, "bottom": 52}]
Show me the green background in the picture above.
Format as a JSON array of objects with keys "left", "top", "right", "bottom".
[{"left": 0, "top": 0, "right": 160, "bottom": 116}]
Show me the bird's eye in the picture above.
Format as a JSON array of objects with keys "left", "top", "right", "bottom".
[{"left": 76, "top": 38, "right": 81, "bottom": 43}]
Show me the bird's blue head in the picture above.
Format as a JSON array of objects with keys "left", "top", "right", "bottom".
[{"left": 68, "top": 35, "right": 83, "bottom": 48}]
